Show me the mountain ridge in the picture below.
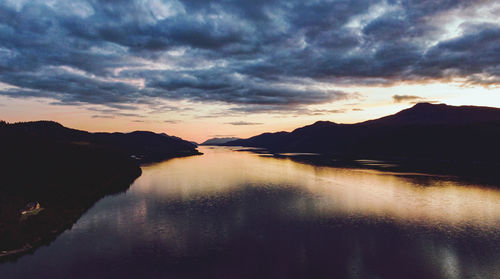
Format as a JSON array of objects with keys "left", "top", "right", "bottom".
[
  {"left": 200, "top": 137, "right": 242, "bottom": 145},
  {"left": 224, "top": 103, "right": 500, "bottom": 162},
  {"left": 6, "top": 120, "right": 201, "bottom": 162}
]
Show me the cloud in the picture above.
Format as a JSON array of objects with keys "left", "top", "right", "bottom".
[
  {"left": 306, "top": 109, "right": 346, "bottom": 116},
  {"left": 392, "top": 95, "right": 424, "bottom": 103},
  {"left": 225, "top": 121, "right": 263, "bottom": 126},
  {"left": 413, "top": 24, "right": 500, "bottom": 84},
  {"left": 86, "top": 107, "right": 145, "bottom": 118},
  {"left": 163, "top": 120, "right": 180, "bottom": 124},
  {"left": 0, "top": 0, "right": 498, "bottom": 114},
  {"left": 91, "top": 115, "right": 115, "bottom": 119},
  {"left": 211, "top": 134, "right": 236, "bottom": 137},
  {"left": 146, "top": 70, "right": 353, "bottom": 106}
]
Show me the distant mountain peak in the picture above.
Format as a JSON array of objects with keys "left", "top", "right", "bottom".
[
  {"left": 304, "top": 120, "right": 338, "bottom": 128},
  {"left": 361, "top": 102, "right": 500, "bottom": 126},
  {"left": 290, "top": 120, "right": 338, "bottom": 134},
  {"left": 312, "top": 120, "right": 337, "bottom": 125},
  {"left": 201, "top": 137, "right": 241, "bottom": 145},
  {"left": 411, "top": 102, "right": 440, "bottom": 108}
]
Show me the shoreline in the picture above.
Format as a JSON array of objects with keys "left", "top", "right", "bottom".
[
  {"left": 230, "top": 147, "right": 500, "bottom": 187},
  {"left": 0, "top": 171, "right": 141, "bottom": 262},
  {"left": 0, "top": 120, "right": 203, "bottom": 262},
  {"left": 0, "top": 150, "right": 204, "bottom": 262}
]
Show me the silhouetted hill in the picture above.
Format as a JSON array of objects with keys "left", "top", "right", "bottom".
[
  {"left": 200, "top": 137, "right": 241, "bottom": 145},
  {"left": 225, "top": 103, "right": 500, "bottom": 163},
  {"left": 360, "top": 103, "right": 500, "bottom": 126},
  {"left": 93, "top": 131, "right": 200, "bottom": 162},
  {"left": 0, "top": 121, "right": 201, "bottom": 259},
  {"left": 8, "top": 121, "right": 201, "bottom": 162}
]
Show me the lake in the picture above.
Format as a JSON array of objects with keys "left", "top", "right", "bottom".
[{"left": 2, "top": 146, "right": 500, "bottom": 278}]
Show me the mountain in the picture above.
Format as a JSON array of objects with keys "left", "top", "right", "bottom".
[
  {"left": 360, "top": 102, "right": 500, "bottom": 126},
  {"left": 0, "top": 121, "right": 201, "bottom": 259},
  {"left": 200, "top": 137, "right": 241, "bottom": 145},
  {"left": 224, "top": 103, "right": 500, "bottom": 162},
  {"left": 6, "top": 121, "right": 201, "bottom": 162}
]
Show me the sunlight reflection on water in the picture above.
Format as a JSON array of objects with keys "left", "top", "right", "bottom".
[{"left": 133, "top": 146, "right": 500, "bottom": 233}]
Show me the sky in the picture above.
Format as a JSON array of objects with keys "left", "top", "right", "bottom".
[{"left": 0, "top": 0, "right": 499, "bottom": 142}]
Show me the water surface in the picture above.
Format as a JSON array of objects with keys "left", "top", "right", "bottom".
[{"left": 2, "top": 146, "right": 500, "bottom": 278}]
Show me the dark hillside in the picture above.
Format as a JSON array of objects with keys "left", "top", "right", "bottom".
[
  {"left": 0, "top": 121, "right": 200, "bottom": 259},
  {"left": 224, "top": 103, "right": 500, "bottom": 163}
]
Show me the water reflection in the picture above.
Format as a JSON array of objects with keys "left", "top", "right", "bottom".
[
  {"left": 135, "top": 147, "right": 500, "bottom": 232},
  {"left": 2, "top": 146, "right": 500, "bottom": 278}
]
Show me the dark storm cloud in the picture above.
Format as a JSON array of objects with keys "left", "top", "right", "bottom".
[
  {"left": 415, "top": 24, "right": 500, "bottom": 83},
  {"left": 0, "top": 0, "right": 498, "bottom": 111},
  {"left": 146, "top": 70, "right": 352, "bottom": 106},
  {"left": 0, "top": 67, "right": 142, "bottom": 104}
]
